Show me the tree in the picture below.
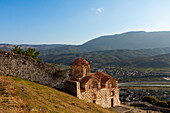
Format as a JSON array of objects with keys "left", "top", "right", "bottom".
[
  {"left": 167, "top": 101, "right": 170, "bottom": 108},
  {"left": 142, "top": 96, "right": 157, "bottom": 104},
  {"left": 155, "top": 101, "right": 167, "bottom": 107},
  {"left": 11, "top": 45, "right": 23, "bottom": 54},
  {"left": 11, "top": 46, "right": 40, "bottom": 59},
  {"left": 51, "top": 62, "right": 58, "bottom": 67},
  {"left": 23, "top": 48, "right": 40, "bottom": 59}
]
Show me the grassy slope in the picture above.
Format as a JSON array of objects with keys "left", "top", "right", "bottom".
[{"left": 0, "top": 75, "right": 113, "bottom": 113}]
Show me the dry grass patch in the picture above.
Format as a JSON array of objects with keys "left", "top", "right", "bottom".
[{"left": 0, "top": 75, "right": 114, "bottom": 113}]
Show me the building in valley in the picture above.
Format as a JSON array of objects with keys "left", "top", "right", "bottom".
[{"left": 65, "top": 58, "right": 120, "bottom": 108}]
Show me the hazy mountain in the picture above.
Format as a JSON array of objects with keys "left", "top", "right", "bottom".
[
  {"left": 0, "top": 44, "right": 69, "bottom": 51},
  {"left": 37, "top": 31, "right": 170, "bottom": 55},
  {"left": 80, "top": 31, "right": 170, "bottom": 51},
  {"left": 2, "top": 31, "right": 170, "bottom": 55}
]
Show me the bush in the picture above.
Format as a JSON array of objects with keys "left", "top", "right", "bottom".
[
  {"left": 167, "top": 101, "right": 170, "bottom": 108},
  {"left": 0, "top": 87, "right": 4, "bottom": 91},
  {"left": 11, "top": 46, "right": 40, "bottom": 59},
  {"left": 155, "top": 101, "right": 167, "bottom": 107},
  {"left": 142, "top": 96, "right": 157, "bottom": 104}
]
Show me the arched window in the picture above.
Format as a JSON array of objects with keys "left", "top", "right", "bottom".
[
  {"left": 111, "top": 91, "right": 115, "bottom": 96},
  {"left": 108, "top": 82, "right": 110, "bottom": 88},
  {"left": 110, "top": 83, "right": 113, "bottom": 88},
  {"left": 91, "top": 84, "right": 93, "bottom": 88},
  {"left": 84, "top": 68, "right": 86, "bottom": 76},
  {"left": 93, "top": 94, "right": 96, "bottom": 99},
  {"left": 76, "top": 67, "right": 82, "bottom": 73},
  {"left": 92, "top": 81, "right": 98, "bottom": 88}
]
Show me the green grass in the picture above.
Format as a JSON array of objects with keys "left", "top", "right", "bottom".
[{"left": 0, "top": 75, "right": 114, "bottom": 113}]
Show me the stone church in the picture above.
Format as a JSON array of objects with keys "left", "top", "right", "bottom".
[{"left": 65, "top": 58, "right": 120, "bottom": 108}]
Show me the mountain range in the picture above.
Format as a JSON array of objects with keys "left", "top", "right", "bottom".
[
  {"left": 2, "top": 31, "right": 170, "bottom": 68},
  {"left": 38, "top": 31, "right": 170, "bottom": 55},
  {"left": 2, "top": 31, "right": 170, "bottom": 53}
]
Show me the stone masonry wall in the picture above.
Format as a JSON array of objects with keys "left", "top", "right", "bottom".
[
  {"left": 0, "top": 50, "right": 69, "bottom": 89},
  {"left": 112, "top": 88, "right": 120, "bottom": 107},
  {"left": 79, "top": 88, "right": 120, "bottom": 108},
  {"left": 64, "top": 81, "right": 80, "bottom": 96}
]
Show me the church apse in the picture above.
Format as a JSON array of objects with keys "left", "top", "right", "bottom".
[{"left": 67, "top": 58, "right": 120, "bottom": 108}]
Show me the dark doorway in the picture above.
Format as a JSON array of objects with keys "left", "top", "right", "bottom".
[
  {"left": 93, "top": 100, "right": 96, "bottom": 104},
  {"left": 111, "top": 98, "right": 113, "bottom": 107}
]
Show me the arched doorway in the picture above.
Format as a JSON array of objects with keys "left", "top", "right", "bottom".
[
  {"left": 111, "top": 98, "right": 114, "bottom": 107},
  {"left": 92, "top": 93, "right": 96, "bottom": 104}
]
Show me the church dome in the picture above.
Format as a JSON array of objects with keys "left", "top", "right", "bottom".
[{"left": 71, "top": 58, "right": 90, "bottom": 66}]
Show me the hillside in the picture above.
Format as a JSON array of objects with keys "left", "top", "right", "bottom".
[
  {"left": 125, "top": 53, "right": 170, "bottom": 68},
  {"left": 39, "top": 48, "right": 170, "bottom": 68},
  {"left": 81, "top": 31, "right": 170, "bottom": 51},
  {"left": 0, "top": 75, "right": 113, "bottom": 113}
]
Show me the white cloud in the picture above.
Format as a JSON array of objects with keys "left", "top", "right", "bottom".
[{"left": 97, "top": 8, "right": 104, "bottom": 13}]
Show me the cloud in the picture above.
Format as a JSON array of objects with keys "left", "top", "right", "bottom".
[{"left": 97, "top": 8, "right": 104, "bottom": 13}]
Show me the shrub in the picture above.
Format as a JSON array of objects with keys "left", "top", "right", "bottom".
[
  {"left": 142, "top": 96, "right": 157, "bottom": 104},
  {"left": 1, "top": 99, "right": 9, "bottom": 103},
  {"left": 11, "top": 46, "right": 40, "bottom": 59},
  {"left": 167, "top": 101, "right": 170, "bottom": 108},
  {"left": 0, "top": 87, "right": 4, "bottom": 91},
  {"left": 155, "top": 101, "right": 167, "bottom": 107}
]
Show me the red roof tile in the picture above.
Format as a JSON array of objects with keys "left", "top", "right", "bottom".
[
  {"left": 80, "top": 76, "right": 91, "bottom": 84},
  {"left": 101, "top": 76, "right": 110, "bottom": 83},
  {"left": 71, "top": 58, "right": 90, "bottom": 66},
  {"left": 96, "top": 71, "right": 111, "bottom": 77},
  {"left": 89, "top": 73, "right": 99, "bottom": 79},
  {"left": 93, "top": 71, "right": 111, "bottom": 79},
  {"left": 95, "top": 71, "right": 118, "bottom": 80}
]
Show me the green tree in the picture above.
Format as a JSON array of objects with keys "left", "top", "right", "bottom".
[
  {"left": 142, "top": 96, "right": 157, "bottom": 104},
  {"left": 11, "top": 45, "right": 23, "bottom": 54},
  {"left": 11, "top": 46, "right": 40, "bottom": 59},
  {"left": 51, "top": 62, "right": 58, "bottom": 67},
  {"left": 23, "top": 48, "right": 40, "bottom": 59},
  {"left": 155, "top": 101, "right": 167, "bottom": 107},
  {"left": 167, "top": 101, "right": 170, "bottom": 108}
]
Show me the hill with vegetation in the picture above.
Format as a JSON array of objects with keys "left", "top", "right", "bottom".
[
  {"left": 36, "top": 31, "right": 170, "bottom": 55},
  {"left": 80, "top": 31, "right": 170, "bottom": 51},
  {"left": 39, "top": 48, "right": 170, "bottom": 68},
  {"left": 0, "top": 75, "right": 113, "bottom": 113},
  {"left": 125, "top": 53, "right": 170, "bottom": 68},
  {"left": 39, "top": 31, "right": 170, "bottom": 55}
]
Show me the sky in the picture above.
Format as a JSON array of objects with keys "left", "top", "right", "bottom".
[{"left": 1, "top": 0, "right": 170, "bottom": 45}]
